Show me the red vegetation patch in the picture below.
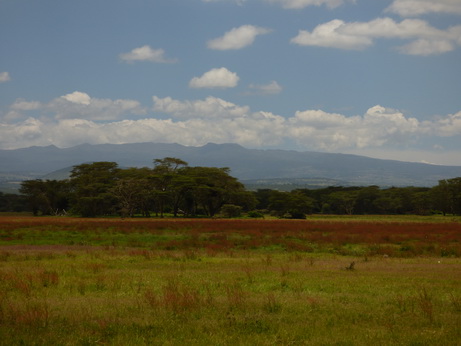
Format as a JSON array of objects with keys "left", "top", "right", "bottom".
[{"left": 1, "top": 216, "right": 460, "bottom": 257}]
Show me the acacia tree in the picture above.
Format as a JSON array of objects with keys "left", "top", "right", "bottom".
[
  {"left": 69, "top": 162, "right": 119, "bottom": 217},
  {"left": 114, "top": 167, "right": 154, "bottom": 217},
  {"left": 268, "top": 190, "right": 314, "bottom": 218},
  {"left": 151, "top": 157, "right": 188, "bottom": 217},
  {"left": 433, "top": 178, "right": 461, "bottom": 215},
  {"left": 19, "top": 180, "right": 51, "bottom": 216},
  {"left": 182, "top": 166, "right": 248, "bottom": 217},
  {"left": 19, "top": 179, "right": 70, "bottom": 215},
  {"left": 327, "top": 191, "right": 358, "bottom": 215}
]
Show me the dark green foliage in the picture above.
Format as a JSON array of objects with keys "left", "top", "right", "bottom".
[
  {"left": 433, "top": 178, "right": 461, "bottom": 215},
  {"left": 267, "top": 190, "right": 314, "bottom": 218},
  {"left": 12, "top": 157, "right": 461, "bottom": 217},
  {"left": 220, "top": 204, "right": 242, "bottom": 218},
  {"left": 19, "top": 179, "right": 70, "bottom": 215},
  {"left": 16, "top": 158, "right": 253, "bottom": 218},
  {"left": 0, "top": 192, "right": 28, "bottom": 212},
  {"left": 69, "top": 162, "right": 120, "bottom": 217}
]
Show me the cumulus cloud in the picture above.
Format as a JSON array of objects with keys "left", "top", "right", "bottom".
[
  {"left": 189, "top": 67, "right": 239, "bottom": 88},
  {"left": 2, "top": 91, "right": 146, "bottom": 123},
  {"left": 291, "top": 17, "right": 461, "bottom": 55},
  {"left": 48, "top": 92, "right": 146, "bottom": 121},
  {"left": 386, "top": 0, "right": 461, "bottom": 17},
  {"left": 153, "top": 96, "right": 249, "bottom": 119},
  {"left": 288, "top": 105, "right": 422, "bottom": 149},
  {"left": 10, "top": 99, "right": 42, "bottom": 111},
  {"left": 61, "top": 91, "right": 91, "bottom": 105},
  {"left": 264, "top": 0, "right": 347, "bottom": 10},
  {"left": 432, "top": 111, "right": 461, "bottom": 137},
  {"left": 0, "top": 72, "right": 11, "bottom": 83},
  {"left": 398, "top": 39, "right": 454, "bottom": 55},
  {"left": 2, "top": 95, "right": 461, "bottom": 161},
  {"left": 207, "top": 25, "right": 272, "bottom": 50},
  {"left": 291, "top": 19, "right": 372, "bottom": 50},
  {"left": 119, "top": 45, "right": 177, "bottom": 63},
  {"left": 247, "top": 81, "right": 283, "bottom": 95}
]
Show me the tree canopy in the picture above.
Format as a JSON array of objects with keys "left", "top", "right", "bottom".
[{"left": 14, "top": 158, "right": 461, "bottom": 218}]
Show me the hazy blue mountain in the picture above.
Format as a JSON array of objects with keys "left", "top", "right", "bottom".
[{"left": 1, "top": 142, "right": 461, "bottom": 192}]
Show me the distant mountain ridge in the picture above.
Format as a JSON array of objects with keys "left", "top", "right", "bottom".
[{"left": 1, "top": 142, "right": 461, "bottom": 192}]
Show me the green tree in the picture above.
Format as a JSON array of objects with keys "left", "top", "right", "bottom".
[
  {"left": 430, "top": 181, "right": 451, "bottom": 215},
  {"left": 69, "top": 162, "right": 120, "bottom": 217},
  {"left": 433, "top": 178, "right": 461, "bottom": 215},
  {"left": 114, "top": 167, "right": 154, "bottom": 217},
  {"left": 151, "top": 157, "right": 188, "bottom": 217},
  {"left": 354, "top": 186, "right": 381, "bottom": 214},
  {"left": 19, "top": 180, "right": 50, "bottom": 215},
  {"left": 19, "top": 179, "right": 70, "bottom": 215},
  {"left": 327, "top": 190, "right": 358, "bottom": 215},
  {"left": 0, "top": 192, "right": 28, "bottom": 212},
  {"left": 183, "top": 166, "right": 246, "bottom": 217},
  {"left": 268, "top": 190, "right": 314, "bottom": 218}
]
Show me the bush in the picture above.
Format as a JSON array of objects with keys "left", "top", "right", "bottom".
[
  {"left": 247, "top": 210, "right": 264, "bottom": 218},
  {"left": 220, "top": 204, "right": 242, "bottom": 218}
]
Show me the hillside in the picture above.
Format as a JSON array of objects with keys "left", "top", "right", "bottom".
[{"left": 1, "top": 142, "right": 461, "bottom": 192}]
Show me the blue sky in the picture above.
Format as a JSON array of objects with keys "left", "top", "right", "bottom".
[{"left": 1, "top": 0, "right": 461, "bottom": 165}]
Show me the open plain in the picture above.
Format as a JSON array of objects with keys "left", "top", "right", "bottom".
[{"left": 1, "top": 216, "right": 460, "bottom": 345}]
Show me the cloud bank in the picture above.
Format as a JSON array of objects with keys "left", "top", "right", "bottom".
[{"left": 2, "top": 93, "right": 460, "bottom": 164}]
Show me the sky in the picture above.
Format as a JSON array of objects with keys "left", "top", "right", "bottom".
[{"left": 1, "top": 0, "right": 461, "bottom": 165}]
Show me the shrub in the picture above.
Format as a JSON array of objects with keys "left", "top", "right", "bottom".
[
  {"left": 247, "top": 211, "right": 264, "bottom": 218},
  {"left": 220, "top": 204, "right": 242, "bottom": 218}
]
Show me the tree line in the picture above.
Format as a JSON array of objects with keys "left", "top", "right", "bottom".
[{"left": 1, "top": 158, "right": 460, "bottom": 218}]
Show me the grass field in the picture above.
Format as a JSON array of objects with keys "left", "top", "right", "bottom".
[{"left": 1, "top": 216, "right": 460, "bottom": 345}]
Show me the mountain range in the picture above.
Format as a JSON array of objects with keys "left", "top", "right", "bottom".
[{"left": 1, "top": 142, "right": 461, "bottom": 192}]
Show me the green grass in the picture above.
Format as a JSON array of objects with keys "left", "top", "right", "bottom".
[
  {"left": 1, "top": 248, "right": 460, "bottom": 345},
  {"left": 0, "top": 216, "right": 460, "bottom": 344}
]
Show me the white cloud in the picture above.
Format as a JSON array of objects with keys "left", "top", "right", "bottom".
[
  {"left": 265, "top": 0, "right": 347, "bottom": 10},
  {"left": 119, "top": 45, "right": 177, "bottom": 63},
  {"left": 10, "top": 99, "right": 42, "bottom": 111},
  {"left": 386, "top": 0, "right": 461, "bottom": 17},
  {"left": 48, "top": 92, "right": 146, "bottom": 121},
  {"left": 3, "top": 91, "right": 146, "bottom": 123},
  {"left": 398, "top": 39, "right": 454, "bottom": 55},
  {"left": 189, "top": 67, "right": 239, "bottom": 88},
  {"left": 207, "top": 25, "right": 272, "bottom": 50},
  {"left": 0, "top": 118, "right": 45, "bottom": 148},
  {"left": 432, "top": 111, "right": 461, "bottom": 136},
  {"left": 153, "top": 96, "right": 249, "bottom": 119},
  {"left": 247, "top": 81, "right": 283, "bottom": 95},
  {"left": 288, "top": 105, "right": 422, "bottom": 149},
  {"left": 62, "top": 91, "right": 91, "bottom": 105},
  {"left": 291, "top": 17, "right": 461, "bottom": 55},
  {"left": 0, "top": 72, "right": 11, "bottom": 83},
  {"left": 291, "top": 19, "right": 372, "bottom": 50},
  {"left": 341, "top": 18, "right": 448, "bottom": 39},
  {"left": 2, "top": 95, "right": 461, "bottom": 165}
]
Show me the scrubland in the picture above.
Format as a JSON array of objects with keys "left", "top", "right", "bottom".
[{"left": 1, "top": 216, "right": 460, "bottom": 345}]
